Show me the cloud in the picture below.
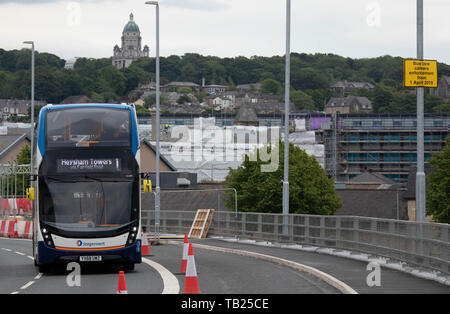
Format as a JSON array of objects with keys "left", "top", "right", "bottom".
[
  {"left": 0, "top": 0, "right": 105, "bottom": 3},
  {"left": 161, "top": 0, "right": 230, "bottom": 11},
  {"left": 0, "top": 0, "right": 230, "bottom": 10}
]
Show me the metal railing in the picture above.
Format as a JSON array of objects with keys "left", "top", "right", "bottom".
[
  {"left": 0, "top": 164, "right": 30, "bottom": 199},
  {"left": 141, "top": 210, "right": 449, "bottom": 275},
  {"left": 0, "top": 164, "right": 31, "bottom": 218}
]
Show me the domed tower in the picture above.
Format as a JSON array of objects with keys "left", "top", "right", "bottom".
[{"left": 113, "top": 13, "right": 150, "bottom": 69}]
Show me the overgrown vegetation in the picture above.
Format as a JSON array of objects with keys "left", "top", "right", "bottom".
[{"left": 1, "top": 49, "right": 449, "bottom": 113}]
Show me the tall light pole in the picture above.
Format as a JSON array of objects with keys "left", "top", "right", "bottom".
[
  {"left": 23, "top": 41, "right": 35, "bottom": 178},
  {"left": 145, "top": 1, "right": 161, "bottom": 239},
  {"left": 416, "top": 0, "right": 426, "bottom": 223},
  {"left": 282, "top": 0, "right": 291, "bottom": 235}
]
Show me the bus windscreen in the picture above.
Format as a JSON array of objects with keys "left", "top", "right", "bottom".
[
  {"left": 46, "top": 108, "right": 131, "bottom": 148},
  {"left": 40, "top": 179, "right": 134, "bottom": 232}
]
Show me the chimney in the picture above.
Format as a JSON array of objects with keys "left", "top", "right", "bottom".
[{"left": 202, "top": 77, "right": 206, "bottom": 87}]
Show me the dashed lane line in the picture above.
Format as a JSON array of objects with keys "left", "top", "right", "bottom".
[
  {"left": 20, "top": 281, "right": 35, "bottom": 290},
  {"left": 0, "top": 246, "right": 43, "bottom": 294}
]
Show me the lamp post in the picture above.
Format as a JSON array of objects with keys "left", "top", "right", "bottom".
[
  {"left": 282, "top": 0, "right": 291, "bottom": 235},
  {"left": 23, "top": 41, "right": 35, "bottom": 178},
  {"left": 145, "top": 1, "right": 161, "bottom": 240},
  {"left": 416, "top": 0, "right": 426, "bottom": 223}
]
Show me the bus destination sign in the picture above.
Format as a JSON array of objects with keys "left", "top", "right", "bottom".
[{"left": 57, "top": 158, "right": 122, "bottom": 173}]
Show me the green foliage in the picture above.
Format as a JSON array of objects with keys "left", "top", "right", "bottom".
[
  {"left": 426, "top": 139, "right": 450, "bottom": 223},
  {"left": 260, "top": 78, "right": 282, "bottom": 95},
  {"left": 0, "top": 48, "right": 448, "bottom": 114},
  {"left": 290, "top": 90, "right": 315, "bottom": 111},
  {"left": 432, "top": 103, "right": 450, "bottom": 113},
  {"left": 136, "top": 106, "right": 151, "bottom": 115},
  {"left": 15, "top": 145, "right": 31, "bottom": 165},
  {"left": 143, "top": 93, "right": 170, "bottom": 108},
  {"left": 178, "top": 86, "right": 192, "bottom": 94},
  {"left": 372, "top": 85, "right": 394, "bottom": 113},
  {"left": 13, "top": 145, "right": 31, "bottom": 197},
  {"left": 177, "top": 94, "right": 191, "bottom": 104},
  {"left": 225, "top": 141, "right": 342, "bottom": 215}
]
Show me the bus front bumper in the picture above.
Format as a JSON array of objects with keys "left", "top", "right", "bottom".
[{"left": 37, "top": 240, "right": 142, "bottom": 265}]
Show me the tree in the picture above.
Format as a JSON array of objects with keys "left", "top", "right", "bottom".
[
  {"left": 177, "top": 94, "right": 191, "bottom": 104},
  {"left": 290, "top": 90, "right": 315, "bottom": 111},
  {"left": 98, "top": 65, "right": 126, "bottom": 96},
  {"left": 13, "top": 145, "right": 31, "bottom": 197},
  {"left": 15, "top": 145, "right": 30, "bottom": 165},
  {"left": 260, "top": 78, "right": 282, "bottom": 95},
  {"left": 225, "top": 141, "right": 342, "bottom": 215},
  {"left": 291, "top": 68, "right": 329, "bottom": 91},
  {"left": 372, "top": 85, "right": 394, "bottom": 113},
  {"left": 178, "top": 86, "right": 192, "bottom": 94},
  {"left": 432, "top": 103, "right": 450, "bottom": 114},
  {"left": 426, "top": 139, "right": 450, "bottom": 223}
]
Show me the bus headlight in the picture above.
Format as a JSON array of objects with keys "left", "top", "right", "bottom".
[
  {"left": 126, "top": 226, "right": 139, "bottom": 246},
  {"left": 41, "top": 227, "right": 55, "bottom": 248}
]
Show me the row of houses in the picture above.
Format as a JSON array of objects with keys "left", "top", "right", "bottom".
[
  {"left": 136, "top": 80, "right": 230, "bottom": 96},
  {"left": 0, "top": 99, "right": 47, "bottom": 119},
  {"left": 327, "top": 76, "right": 450, "bottom": 114},
  {"left": 204, "top": 92, "right": 290, "bottom": 114}
]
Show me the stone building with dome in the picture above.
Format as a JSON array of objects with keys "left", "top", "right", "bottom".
[{"left": 112, "top": 13, "right": 149, "bottom": 69}]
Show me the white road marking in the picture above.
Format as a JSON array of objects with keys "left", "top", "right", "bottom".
[
  {"left": 142, "top": 257, "right": 180, "bottom": 294},
  {"left": 170, "top": 241, "right": 359, "bottom": 295},
  {"left": 20, "top": 281, "right": 35, "bottom": 290},
  {"left": 0, "top": 241, "right": 43, "bottom": 294}
]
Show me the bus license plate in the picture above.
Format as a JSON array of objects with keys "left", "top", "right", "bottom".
[{"left": 80, "top": 256, "right": 102, "bottom": 262}]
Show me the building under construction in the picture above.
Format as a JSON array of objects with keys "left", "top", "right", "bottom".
[{"left": 316, "top": 113, "right": 450, "bottom": 183}]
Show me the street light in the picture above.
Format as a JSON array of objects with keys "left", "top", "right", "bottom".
[
  {"left": 23, "top": 41, "right": 35, "bottom": 178},
  {"left": 145, "top": 1, "right": 161, "bottom": 240},
  {"left": 415, "top": 0, "right": 426, "bottom": 223},
  {"left": 282, "top": 0, "right": 291, "bottom": 235}
]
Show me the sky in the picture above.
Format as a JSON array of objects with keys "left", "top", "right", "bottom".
[{"left": 0, "top": 0, "right": 449, "bottom": 64}]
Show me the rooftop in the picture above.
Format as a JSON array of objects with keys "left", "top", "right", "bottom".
[{"left": 123, "top": 13, "right": 140, "bottom": 33}]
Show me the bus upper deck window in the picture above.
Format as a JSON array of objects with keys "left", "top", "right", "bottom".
[{"left": 46, "top": 108, "right": 131, "bottom": 148}]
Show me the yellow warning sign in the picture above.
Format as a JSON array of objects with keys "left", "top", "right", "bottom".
[{"left": 404, "top": 59, "right": 438, "bottom": 88}]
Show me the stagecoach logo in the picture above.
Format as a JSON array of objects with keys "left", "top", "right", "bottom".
[{"left": 76, "top": 240, "right": 105, "bottom": 248}]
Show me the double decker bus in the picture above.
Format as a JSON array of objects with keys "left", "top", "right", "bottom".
[{"left": 30, "top": 104, "right": 150, "bottom": 272}]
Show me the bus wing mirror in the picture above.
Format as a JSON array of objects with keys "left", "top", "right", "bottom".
[
  {"left": 143, "top": 179, "right": 152, "bottom": 193},
  {"left": 26, "top": 187, "right": 35, "bottom": 201}
]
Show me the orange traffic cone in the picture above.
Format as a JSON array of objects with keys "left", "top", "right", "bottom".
[
  {"left": 183, "top": 243, "right": 200, "bottom": 294},
  {"left": 117, "top": 271, "right": 128, "bottom": 294},
  {"left": 180, "top": 234, "right": 189, "bottom": 273},
  {"left": 141, "top": 230, "right": 150, "bottom": 256}
]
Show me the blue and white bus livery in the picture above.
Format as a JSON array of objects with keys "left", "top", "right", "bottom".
[{"left": 29, "top": 103, "right": 150, "bottom": 272}]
